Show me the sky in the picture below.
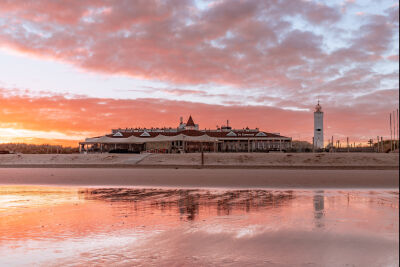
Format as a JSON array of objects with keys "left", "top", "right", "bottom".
[{"left": 0, "top": 0, "right": 398, "bottom": 146}]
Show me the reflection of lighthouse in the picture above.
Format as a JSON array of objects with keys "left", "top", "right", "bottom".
[
  {"left": 313, "top": 101, "right": 324, "bottom": 149},
  {"left": 313, "top": 190, "right": 325, "bottom": 228}
]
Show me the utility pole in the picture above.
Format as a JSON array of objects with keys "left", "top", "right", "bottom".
[
  {"left": 377, "top": 136, "right": 380, "bottom": 152},
  {"left": 397, "top": 109, "right": 400, "bottom": 149},
  {"left": 395, "top": 112, "right": 398, "bottom": 150},
  {"left": 368, "top": 139, "right": 373, "bottom": 148},
  {"left": 347, "top": 137, "right": 349, "bottom": 152},
  {"left": 381, "top": 137, "right": 384, "bottom": 153},
  {"left": 390, "top": 113, "right": 393, "bottom": 152},
  {"left": 393, "top": 111, "right": 396, "bottom": 151}
]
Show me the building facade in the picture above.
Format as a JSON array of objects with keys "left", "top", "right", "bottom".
[
  {"left": 79, "top": 116, "right": 292, "bottom": 153},
  {"left": 313, "top": 101, "right": 324, "bottom": 149}
]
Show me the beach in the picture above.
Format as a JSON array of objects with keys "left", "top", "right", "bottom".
[
  {"left": 0, "top": 186, "right": 398, "bottom": 266},
  {"left": 1, "top": 153, "right": 398, "bottom": 266}
]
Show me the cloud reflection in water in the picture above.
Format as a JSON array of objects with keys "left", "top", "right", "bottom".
[{"left": 0, "top": 187, "right": 398, "bottom": 266}]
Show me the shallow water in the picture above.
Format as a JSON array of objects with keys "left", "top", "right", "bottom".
[{"left": 0, "top": 186, "right": 398, "bottom": 266}]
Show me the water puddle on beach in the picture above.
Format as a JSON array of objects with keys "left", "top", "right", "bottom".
[{"left": 0, "top": 186, "right": 398, "bottom": 266}]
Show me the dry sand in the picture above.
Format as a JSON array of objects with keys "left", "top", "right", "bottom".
[
  {"left": 139, "top": 152, "right": 399, "bottom": 168},
  {"left": 0, "top": 168, "right": 398, "bottom": 188},
  {"left": 0, "top": 152, "right": 398, "bottom": 169}
]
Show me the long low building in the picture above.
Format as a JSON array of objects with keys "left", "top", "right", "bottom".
[{"left": 79, "top": 116, "right": 292, "bottom": 153}]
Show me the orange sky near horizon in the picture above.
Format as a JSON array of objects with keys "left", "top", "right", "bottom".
[{"left": 1, "top": 89, "right": 398, "bottom": 146}]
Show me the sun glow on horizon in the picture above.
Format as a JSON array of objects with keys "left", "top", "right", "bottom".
[{"left": 0, "top": 128, "right": 86, "bottom": 146}]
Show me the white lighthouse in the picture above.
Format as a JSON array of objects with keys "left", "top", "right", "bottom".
[{"left": 313, "top": 101, "right": 324, "bottom": 149}]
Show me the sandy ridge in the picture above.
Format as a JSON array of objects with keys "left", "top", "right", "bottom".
[
  {"left": 0, "top": 164, "right": 397, "bottom": 170},
  {"left": 0, "top": 153, "right": 398, "bottom": 169}
]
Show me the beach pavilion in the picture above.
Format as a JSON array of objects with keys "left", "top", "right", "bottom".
[{"left": 79, "top": 116, "right": 292, "bottom": 153}]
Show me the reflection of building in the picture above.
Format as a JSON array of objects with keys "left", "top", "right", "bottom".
[
  {"left": 313, "top": 190, "right": 325, "bottom": 228},
  {"left": 80, "top": 188, "right": 295, "bottom": 221},
  {"left": 313, "top": 101, "right": 324, "bottom": 149},
  {"left": 79, "top": 116, "right": 292, "bottom": 153}
]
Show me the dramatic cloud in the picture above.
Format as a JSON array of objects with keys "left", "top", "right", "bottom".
[
  {"left": 0, "top": 0, "right": 398, "bottom": 144},
  {"left": 1, "top": 0, "right": 395, "bottom": 88}
]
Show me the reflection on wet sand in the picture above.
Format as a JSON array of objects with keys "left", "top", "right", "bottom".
[
  {"left": 313, "top": 190, "right": 325, "bottom": 228},
  {"left": 0, "top": 186, "right": 398, "bottom": 266},
  {"left": 80, "top": 188, "right": 295, "bottom": 221}
]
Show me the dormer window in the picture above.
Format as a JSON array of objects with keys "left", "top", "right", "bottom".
[
  {"left": 227, "top": 131, "right": 237, "bottom": 137},
  {"left": 256, "top": 132, "right": 267, "bottom": 137},
  {"left": 140, "top": 131, "right": 151, "bottom": 137},
  {"left": 113, "top": 132, "right": 123, "bottom": 137}
]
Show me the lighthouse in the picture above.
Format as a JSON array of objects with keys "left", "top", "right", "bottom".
[{"left": 313, "top": 101, "right": 324, "bottom": 149}]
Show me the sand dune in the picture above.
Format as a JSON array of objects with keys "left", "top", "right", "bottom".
[{"left": 139, "top": 152, "right": 399, "bottom": 167}]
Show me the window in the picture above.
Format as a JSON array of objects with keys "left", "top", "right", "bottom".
[
  {"left": 227, "top": 131, "right": 237, "bottom": 137},
  {"left": 140, "top": 131, "right": 151, "bottom": 137}
]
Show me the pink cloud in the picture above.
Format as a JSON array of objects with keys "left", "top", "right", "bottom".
[
  {"left": 352, "top": 14, "right": 394, "bottom": 54},
  {"left": 0, "top": 0, "right": 346, "bottom": 88},
  {"left": 0, "top": 0, "right": 397, "bottom": 136},
  {"left": 387, "top": 54, "right": 399, "bottom": 61},
  {"left": 0, "top": 0, "right": 103, "bottom": 24}
]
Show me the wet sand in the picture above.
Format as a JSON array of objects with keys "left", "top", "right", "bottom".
[
  {"left": 1, "top": 153, "right": 397, "bottom": 266},
  {"left": 0, "top": 168, "right": 398, "bottom": 188},
  {"left": 0, "top": 187, "right": 398, "bottom": 266}
]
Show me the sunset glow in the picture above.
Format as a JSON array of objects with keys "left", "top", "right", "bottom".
[
  {"left": 1, "top": 187, "right": 398, "bottom": 266},
  {"left": 0, "top": 0, "right": 398, "bottom": 146}
]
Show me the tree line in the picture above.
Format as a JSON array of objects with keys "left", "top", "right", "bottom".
[{"left": 0, "top": 143, "right": 79, "bottom": 154}]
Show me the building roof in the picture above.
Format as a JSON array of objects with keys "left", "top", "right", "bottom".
[
  {"left": 88, "top": 115, "right": 291, "bottom": 143},
  {"left": 315, "top": 100, "right": 322, "bottom": 112},
  {"left": 186, "top": 116, "right": 195, "bottom": 127},
  {"left": 104, "top": 129, "right": 289, "bottom": 140}
]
